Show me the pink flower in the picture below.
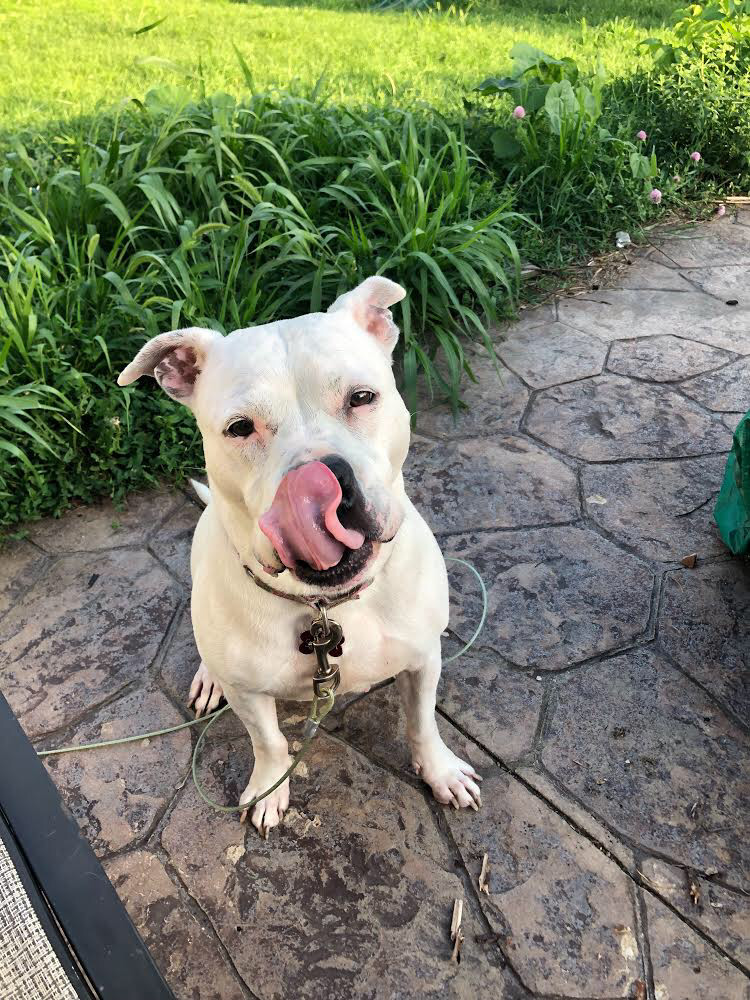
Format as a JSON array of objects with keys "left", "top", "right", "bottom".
[
  {"left": 649, "top": 188, "right": 662, "bottom": 204},
  {"left": 690, "top": 151, "right": 701, "bottom": 162},
  {"left": 636, "top": 130, "right": 647, "bottom": 141},
  {"left": 673, "top": 174, "right": 681, "bottom": 182},
  {"left": 512, "top": 105, "right": 526, "bottom": 119},
  {"left": 717, "top": 203, "right": 726, "bottom": 217}
]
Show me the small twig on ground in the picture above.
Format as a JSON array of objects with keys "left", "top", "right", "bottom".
[
  {"left": 689, "top": 875, "right": 701, "bottom": 907},
  {"left": 450, "top": 898, "right": 464, "bottom": 963},
  {"left": 478, "top": 853, "right": 490, "bottom": 895}
]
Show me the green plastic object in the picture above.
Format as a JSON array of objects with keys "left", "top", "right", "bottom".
[{"left": 715, "top": 410, "right": 750, "bottom": 556}]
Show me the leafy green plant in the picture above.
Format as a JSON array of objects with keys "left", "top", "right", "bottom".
[
  {"left": 476, "top": 46, "right": 654, "bottom": 177},
  {"left": 0, "top": 89, "right": 526, "bottom": 526},
  {"left": 640, "top": 0, "right": 750, "bottom": 74},
  {"left": 468, "top": 46, "right": 660, "bottom": 260},
  {"left": 605, "top": 67, "right": 750, "bottom": 188}
]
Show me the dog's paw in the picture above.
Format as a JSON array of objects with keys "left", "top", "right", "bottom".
[
  {"left": 188, "top": 661, "right": 224, "bottom": 717},
  {"left": 239, "top": 762, "right": 292, "bottom": 838},
  {"left": 413, "top": 744, "right": 482, "bottom": 811}
]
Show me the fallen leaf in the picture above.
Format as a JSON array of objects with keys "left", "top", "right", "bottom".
[
  {"left": 634, "top": 979, "right": 647, "bottom": 1000},
  {"left": 587, "top": 494, "right": 608, "bottom": 505},
  {"left": 681, "top": 553, "right": 698, "bottom": 568}
]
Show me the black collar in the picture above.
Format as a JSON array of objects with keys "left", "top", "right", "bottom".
[{"left": 241, "top": 561, "right": 372, "bottom": 611}]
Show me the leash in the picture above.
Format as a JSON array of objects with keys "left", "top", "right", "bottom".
[{"left": 37, "top": 557, "right": 487, "bottom": 818}]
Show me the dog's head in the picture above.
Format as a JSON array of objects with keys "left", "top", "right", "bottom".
[{"left": 119, "top": 277, "right": 410, "bottom": 592}]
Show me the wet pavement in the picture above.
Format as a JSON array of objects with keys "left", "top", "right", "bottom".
[{"left": 2, "top": 216, "right": 749, "bottom": 1000}]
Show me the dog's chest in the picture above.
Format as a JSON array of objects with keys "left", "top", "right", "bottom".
[
  {"left": 219, "top": 601, "right": 404, "bottom": 701},
  {"left": 285, "top": 610, "right": 394, "bottom": 698}
]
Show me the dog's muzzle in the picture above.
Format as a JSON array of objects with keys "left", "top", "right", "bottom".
[{"left": 258, "top": 456, "right": 382, "bottom": 585}]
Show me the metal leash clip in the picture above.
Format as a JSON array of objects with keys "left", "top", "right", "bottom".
[{"left": 306, "top": 603, "right": 343, "bottom": 698}]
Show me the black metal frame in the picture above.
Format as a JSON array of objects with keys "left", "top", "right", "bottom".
[
  {"left": 0, "top": 810, "right": 94, "bottom": 998},
  {"left": 0, "top": 693, "right": 175, "bottom": 1000}
]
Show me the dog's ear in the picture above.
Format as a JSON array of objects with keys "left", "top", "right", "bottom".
[
  {"left": 117, "top": 327, "right": 220, "bottom": 403},
  {"left": 328, "top": 276, "right": 406, "bottom": 354}
]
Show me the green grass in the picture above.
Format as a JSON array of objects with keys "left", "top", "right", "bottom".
[
  {"left": 1, "top": 0, "right": 678, "bottom": 131},
  {"left": 3, "top": 0, "right": 713, "bottom": 530},
  {"left": 0, "top": 95, "right": 532, "bottom": 524}
]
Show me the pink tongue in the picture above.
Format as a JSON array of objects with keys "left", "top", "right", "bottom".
[{"left": 259, "top": 462, "right": 365, "bottom": 571}]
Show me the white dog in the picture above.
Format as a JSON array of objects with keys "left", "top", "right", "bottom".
[{"left": 119, "top": 276, "right": 482, "bottom": 835}]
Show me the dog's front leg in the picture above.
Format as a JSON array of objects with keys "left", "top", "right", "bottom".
[
  {"left": 222, "top": 685, "right": 292, "bottom": 837},
  {"left": 397, "top": 646, "right": 482, "bottom": 810}
]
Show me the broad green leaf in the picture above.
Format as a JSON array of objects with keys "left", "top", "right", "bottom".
[{"left": 544, "top": 80, "right": 578, "bottom": 135}]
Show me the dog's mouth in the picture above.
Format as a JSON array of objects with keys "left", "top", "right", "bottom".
[
  {"left": 292, "top": 539, "right": 376, "bottom": 587},
  {"left": 259, "top": 460, "right": 384, "bottom": 589}
]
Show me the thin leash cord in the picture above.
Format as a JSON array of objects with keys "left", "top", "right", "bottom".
[
  {"left": 442, "top": 557, "right": 487, "bottom": 664},
  {"left": 189, "top": 690, "right": 335, "bottom": 814},
  {"left": 37, "top": 559, "right": 487, "bottom": 813}
]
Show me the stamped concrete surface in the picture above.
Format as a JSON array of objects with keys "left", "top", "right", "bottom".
[{"left": 2, "top": 217, "right": 749, "bottom": 1000}]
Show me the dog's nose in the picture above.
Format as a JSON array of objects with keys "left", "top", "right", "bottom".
[{"left": 320, "top": 455, "right": 357, "bottom": 510}]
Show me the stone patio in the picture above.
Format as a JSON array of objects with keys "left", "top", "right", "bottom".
[{"left": 2, "top": 215, "right": 750, "bottom": 1000}]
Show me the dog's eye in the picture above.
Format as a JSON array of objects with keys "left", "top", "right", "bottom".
[
  {"left": 225, "top": 418, "right": 255, "bottom": 438},
  {"left": 349, "top": 390, "right": 376, "bottom": 408}
]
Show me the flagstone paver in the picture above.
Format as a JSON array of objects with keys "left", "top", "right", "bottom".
[
  {"left": 651, "top": 217, "right": 750, "bottom": 267},
  {"left": 497, "top": 321, "right": 608, "bottom": 389},
  {"left": 323, "top": 667, "right": 533, "bottom": 774},
  {"left": 28, "top": 488, "right": 183, "bottom": 553},
  {"left": 660, "top": 561, "right": 750, "bottom": 726},
  {"left": 150, "top": 496, "right": 202, "bottom": 587},
  {"left": 681, "top": 356, "right": 750, "bottom": 412},
  {"left": 41, "top": 683, "right": 192, "bottom": 856},
  {"left": 614, "top": 255, "right": 690, "bottom": 290},
  {"left": 639, "top": 858, "right": 750, "bottom": 969},
  {"left": 646, "top": 895, "right": 750, "bottom": 1000},
  {"left": 416, "top": 351, "right": 529, "bottom": 440},
  {"left": 580, "top": 455, "right": 727, "bottom": 561},
  {"left": 444, "top": 770, "right": 643, "bottom": 997},
  {"left": 724, "top": 411, "right": 746, "bottom": 433},
  {"left": 541, "top": 649, "right": 749, "bottom": 883},
  {"left": 606, "top": 334, "right": 736, "bottom": 382},
  {"left": 526, "top": 374, "right": 728, "bottom": 461},
  {"left": 104, "top": 850, "right": 248, "bottom": 1000},
  {"left": 436, "top": 647, "right": 544, "bottom": 762},
  {"left": 406, "top": 434, "right": 578, "bottom": 532},
  {"left": 161, "top": 726, "right": 521, "bottom": 1000},
  {"left": 558, "top": 289, "right": 750, "bottom": 354},
  {"left": 682, "top": 263, "right": 748, "bottom": 302},
  {"left": 0, "top": 538, "right": 47, "bottom": 619},
  {"left": 0, "top": 547, "right": 181, "bottom": 738},
  {"left": 444, "top": 526, "right": 654, "bottom": 669},
  {"left": 3, "top": 217, "right": 749, "bottom": 999}
]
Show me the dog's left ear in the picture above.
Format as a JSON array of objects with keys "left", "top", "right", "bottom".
[
  {"left": 328, "top": 276, "right": 406, "bottom": 354},
  {"left": 117, "top": 326, "right": 220, "bottom": 404}
]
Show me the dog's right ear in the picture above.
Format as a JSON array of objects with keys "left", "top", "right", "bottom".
[{"left": 117, "top": 327, "right": 220, "bottom": 403}]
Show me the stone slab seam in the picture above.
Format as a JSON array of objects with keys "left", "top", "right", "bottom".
[
  {"left": 146, "top": 541, "right": 192, "bottom": 593},
  {"left": 0, "top": 545, "right": 50, "bottom": 628},
  {"left": 633, "top": 884, "right": 657, "bottom": 1000},
  {"left": 653, "top": 640, "right": 750, "bottom": 738},
  {"left": 434, "top": 703, "right": 750, "bottom": 979},
  {"left": 603, "top": 342, "right": 742, "bottom": 386},
  {"left": 154, "top": 845, "right": 262, "bottom": 1000},
  {"left": 425, "top": 787, "right": 536, "bottom": 997},
  {"left": 32, "top": 678, "right": 140, "bottom": 751},
  {"left": 652, "top": 576, "right": 750, "bottom": 737}
]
